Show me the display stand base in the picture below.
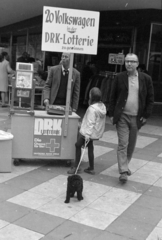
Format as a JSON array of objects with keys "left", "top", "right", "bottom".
[{"left": 11, "top": 110, "right": 80, "bottom": 161}]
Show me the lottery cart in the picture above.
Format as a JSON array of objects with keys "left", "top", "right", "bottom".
[
  {"left": 11, "top": 6, "right": 100, "bottom": 165},
  {"left": 11, "top": 111, "right": 79, "bottom": 164},
  {"left": 10, "top": 59, "right": 80, "bottom": 165}
]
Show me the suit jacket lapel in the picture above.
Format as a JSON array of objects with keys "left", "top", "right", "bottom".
[
  {"left": 55, "top": 65, "right": 62, "bottom": 85},
  {"left": 138, "top": 72, "right": 144, "bottom": 93},
  {"left": 123, "top": 71, "right": 143, "bottom": 91},
  {"left": 123, "top": 72, "right": 128, "bottom": 89},
  {"left": 72, "top": 69, "right": 75, "bottom": 82}
]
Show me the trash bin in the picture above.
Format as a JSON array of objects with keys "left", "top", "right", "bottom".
[{"left": 0, "top": 130, "right": 13, "bottom": 172}]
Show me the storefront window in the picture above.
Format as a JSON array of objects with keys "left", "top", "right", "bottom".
[
  {"left": 44, "top": 52, "right": 61, "bottom": 71},
  {"left": 28, "top": 26, "right": 44, "bottom": 63},
  {"left": 12, "top": 29, "right": 27, "bottom": 69},
  {"left": 147, "top": 23, "right": 162, "bottom": 82},
  {"left": 135, "top": 24, "right": 150, "bottom": 67},
  {"left": 97, "top": 27, "right": 133, "bottom": 72},
  {"left": 0, "top": 33, "right": 11, "bottom": 59}
]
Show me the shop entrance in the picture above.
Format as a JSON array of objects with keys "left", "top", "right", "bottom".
[
  {"left": 95, "top": 47, "right": 130, "bottom": 73},
  {"left": 147, "top": 23, "right": 162, "bottom": 102}
]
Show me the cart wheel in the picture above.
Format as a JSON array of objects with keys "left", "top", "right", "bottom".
[
  {"left": 66, "top": 160, "right": 72, "bottom": 167},
  {"left": 13, "top": 159, "right": 20, "bottom": 166}
]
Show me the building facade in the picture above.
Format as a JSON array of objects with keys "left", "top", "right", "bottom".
[{"left": 0, "top": 9, "right": 161, "bottom": 102}]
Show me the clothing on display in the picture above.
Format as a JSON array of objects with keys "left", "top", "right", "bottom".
[{"left": 83, "top": 72, "right": 116, "bottom": 110}]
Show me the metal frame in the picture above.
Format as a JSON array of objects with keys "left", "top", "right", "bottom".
[
  {"left": 64, "top": 53, "right": 74, "bottom": 137},
  {"left": 146, "top": 22, "right": 162, "bottom": 70},
  {"left": 146, "top": 23, "right": 153, "bottom": 70}
]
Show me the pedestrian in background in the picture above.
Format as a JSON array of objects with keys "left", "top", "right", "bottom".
[
  {"left": 0, "top": 52, "right": 15, "bottom": 107},
  {"left": 109, "top": 53, "right": 154, "bottom": 183}
]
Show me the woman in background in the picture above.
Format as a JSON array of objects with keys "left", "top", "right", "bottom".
[{"left": 0, "top": 52, "right": 14, "bottom": 107}]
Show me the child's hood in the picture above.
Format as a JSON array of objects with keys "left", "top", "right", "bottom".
[{"left": 90, "top": 102, "right": 106, "bottom": 118}]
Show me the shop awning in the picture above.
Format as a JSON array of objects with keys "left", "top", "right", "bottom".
[{"left": 0, "top": 0, "right": 161, "bottom": 28}]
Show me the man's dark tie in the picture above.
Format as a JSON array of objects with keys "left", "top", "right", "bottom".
[{"left": 63, "top": 70, "right": 69, "bottom": 75}]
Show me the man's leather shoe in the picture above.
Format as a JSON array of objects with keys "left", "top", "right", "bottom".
[
  {"left": 127, "top": 169, "right": 132, "bottom": 176},
  {"left": 119, "top": 172, "right": 128, "bottom": 183}
]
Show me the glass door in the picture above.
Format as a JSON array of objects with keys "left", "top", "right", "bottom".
[
  {"left": 147, "top": 23, "right": 162, "bottom": 102},
  {"left": 147, "top": 23, "right": 162, "bottom": 83}
]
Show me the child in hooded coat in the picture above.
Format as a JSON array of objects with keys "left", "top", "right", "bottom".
[{"left": 68, "top": 87, "right": 106, "bottom": 175}]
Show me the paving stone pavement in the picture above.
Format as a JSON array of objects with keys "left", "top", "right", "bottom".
[{"left": 0, "top": 106, "right": 162, "bottom": 240}]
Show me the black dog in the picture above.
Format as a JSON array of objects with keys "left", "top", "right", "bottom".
[{"left": 64, "top": 174, "right": 83, "bottom": 203}]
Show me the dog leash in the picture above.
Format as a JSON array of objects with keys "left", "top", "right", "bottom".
[{"left": 74, "top": 139, "right": 89, "bottom": 175}]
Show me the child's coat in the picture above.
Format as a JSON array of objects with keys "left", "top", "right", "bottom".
[{"left": 80, "top": 102, "right": 106, "bottom": 140}]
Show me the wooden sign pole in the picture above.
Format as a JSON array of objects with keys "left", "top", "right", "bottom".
[{"left": 64, "top": 53, "right": 74, "bottom": 137}]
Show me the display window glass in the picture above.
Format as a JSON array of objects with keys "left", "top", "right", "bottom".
[
  {"left": 147, "top": 23, "right": 162, "bottom": 83},
  {"left": 28, "top": 26, "right": 44, "bottom": 65},
  {"left": 0, "top": 33, "right": 10, "bottom": 55},
  {"left": 12, "top": 29, "right": 27, "bottom": 69}
]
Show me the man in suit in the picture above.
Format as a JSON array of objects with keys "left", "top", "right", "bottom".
[
  {"left": 43, "top": 52, "right": 80, "bottom": 112},
  {"left": 109, "top": 53, "right": 154, "bottom": 183}
]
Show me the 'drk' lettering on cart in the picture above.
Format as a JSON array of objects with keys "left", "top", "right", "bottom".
[{"left": 33, "top": 118, "right": 62, "bottom": 156}]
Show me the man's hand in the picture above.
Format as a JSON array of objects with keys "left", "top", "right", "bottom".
[
  {"left": 140, "top": 117, "right": 147, "bottom": 125},
  {"left": 110, "top": 117, "right": 113, "bottom": 124},
  {"left": 44, "top": 99, "right": 49, "bottom": 105},
  {"left": 44, "top": 99, "right": 49, "bottom": 110},
  {"left": 85, "top": 135, "right": 90, "bottom": 142}
]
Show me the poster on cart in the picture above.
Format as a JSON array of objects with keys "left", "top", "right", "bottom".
[
  {"left": 42, "top": 6, "right": 100, "bottom": 54},
  {"left": 33, "top": 117, "right": 63, "bottom": 156},
  {"left": 16, "top": 71, "right": 33, "bottom": 89}
]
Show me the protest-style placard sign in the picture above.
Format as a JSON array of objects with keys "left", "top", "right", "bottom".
[{"left": 42, "top": 6, "right": 100, "bottom": 55}]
